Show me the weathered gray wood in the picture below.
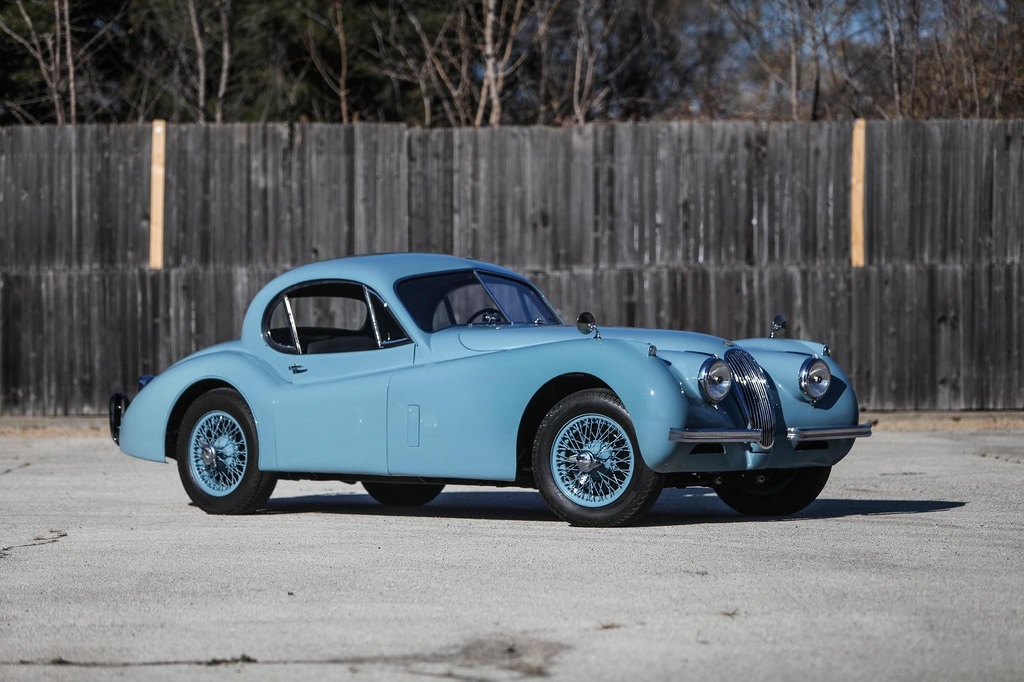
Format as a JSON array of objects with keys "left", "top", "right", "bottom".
[{"left": 2, "top": 122, "right": 1024, "bottom": 414}]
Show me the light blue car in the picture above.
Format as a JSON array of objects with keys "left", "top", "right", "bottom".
[{"left": 110, "top": 253, "right": 871, "bottom": 526}]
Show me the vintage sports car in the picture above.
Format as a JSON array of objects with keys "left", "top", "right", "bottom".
[{"left": 110, "top": 253, "right": 870, "bottom": 526}]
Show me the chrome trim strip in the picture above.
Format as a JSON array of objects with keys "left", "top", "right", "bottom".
[
  {"left": 364, "top": 285, "right": 383, "bottom": 349},
  {"left": 669, "top": 427, "right": 762, "bottom": 444},
  {"left": 787, "top": 424, "right": 873, "bottom": 441},
  {"left": 283, "top": 294, "right": 302, "bottom": 354}
]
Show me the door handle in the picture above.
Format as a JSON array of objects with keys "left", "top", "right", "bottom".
[{"left": 288, "top": 364, "right": 307, "bottom": 374}]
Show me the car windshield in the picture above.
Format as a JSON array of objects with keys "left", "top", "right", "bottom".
[{"left": 396, "top": 271, "right": 561, "bottom": 332}]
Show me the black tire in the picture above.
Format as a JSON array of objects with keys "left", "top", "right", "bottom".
[
  {"left": 176, "top": 388, "right": 277, "bottom": 514},
  {"left": 714, "top": 467, "right": 831, "bottom": 516},
  {"left": 533, "top": 389, "right": 664, "bottom": 527},
  {"left": 362, "top": 482, "right": 444, "bottom": 506}
]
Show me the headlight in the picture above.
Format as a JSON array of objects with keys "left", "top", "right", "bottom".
[
  {"left": 699, "top": 358, "right": 732, "bottom": 404},
  {"left": 799, "top": 358, "right": 831, "bottom": 401}
]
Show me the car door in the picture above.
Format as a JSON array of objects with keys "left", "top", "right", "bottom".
[{"left": 260, "top": 281, "right": 414, "bottom": 475}]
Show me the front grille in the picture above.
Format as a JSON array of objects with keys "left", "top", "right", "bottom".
[{"left": 725, "top": 348, "right": 776, "bottom": 448}]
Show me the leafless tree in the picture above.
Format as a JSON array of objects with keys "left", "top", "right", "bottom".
[
  {"left": 0, "top": 0, "right": 74, "bottom": 122},
  {"left": 302, "top": 0, "right": 353, "bottom": 123},
  {"left": 476, "top": 0, "right": 527, "bottom": 126},
  {"left": 370, "top": 0, "right": 528, "bottom": 127},
  {"left": 186, "top": 0, "right": 206, "bottom": 121},
  {"left": 215, "top": 0, "right": 233, "bottom": 123}
]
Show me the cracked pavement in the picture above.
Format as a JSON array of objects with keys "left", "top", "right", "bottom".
[{"left": 1, "top": 425, "right": 1022, "bottom": 681}]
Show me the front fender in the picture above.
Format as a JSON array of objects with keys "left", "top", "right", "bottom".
[
  {"left": 571, "top": 341, "right": 688, "bottom": 470},
  {"left": 508, "top": 338, "right": 687, "bottom": 470},
  {"left": 117, "top": 350, "right": 285, "bottom": 468}
]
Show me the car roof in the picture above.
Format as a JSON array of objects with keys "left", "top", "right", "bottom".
[
  {"left": 240, "top": 253, "right": 528, "bottom": 345},
  {"left": 265, "top": 253, "right": 524, "bottom": 293}
]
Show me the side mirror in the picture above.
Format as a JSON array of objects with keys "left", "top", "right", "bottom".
[
  {"left": 770, "top": 313, "right": 787, "bottom": 338},
  {"left": 576, "top": 312, "right": 600, "bottom": 339}
]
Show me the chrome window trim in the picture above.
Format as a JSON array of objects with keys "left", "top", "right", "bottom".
[
  {"left": 262, "top": 279, "right": 411, "bottom": 355},
  {"left": 283, "top": 294, "right": 302, "bottom": 355},
  {"left": 363, "top": 285, "right": 383, "bottom": 348}
]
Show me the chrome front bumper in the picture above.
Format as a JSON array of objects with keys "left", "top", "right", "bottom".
[
  {"left": 786, "top": 424, "right": 873, "bottom": 442},
  {"left": 669, "top": 423, "right": 872, "bottom": 444},
  {"left": 669, "top": 427, "right": 762, "bottom": 443}
]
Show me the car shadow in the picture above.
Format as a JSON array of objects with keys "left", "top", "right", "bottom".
[
  {"left": 261, "top": 487, "right": 965, "bottom": 526},
  {"left": 643, "top": 488, "right": 966, "bottom": 526},
  {"left": 263, "top": 489, "right": 557, "bottom": 523}
]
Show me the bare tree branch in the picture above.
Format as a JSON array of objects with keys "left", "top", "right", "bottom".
[
  {"left": 187, "top": 0, "right": 206, "bottom": 122},
  {"left": 215, "top": 0, "right": 232, "bottom": 123}
]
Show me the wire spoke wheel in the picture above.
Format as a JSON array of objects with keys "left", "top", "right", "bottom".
[
  {"left": 188, "top": 410, "right": 248, "bottom": 497},
  {"left": 534, "top": 389, "right": 663, "bottom": 526},
  {"left": 176, "top": 388, "right": 276, "bottom": 515},
  {"left": 552, "top": 414, "right": 634, "bottom": 507}
]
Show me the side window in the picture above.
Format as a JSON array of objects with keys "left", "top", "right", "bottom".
[
  {"left": 368, "top": 292, "right": 410, "bottom": 346},
  {"left": 266, "top": 282, "right": 377, "bottom": 354}
]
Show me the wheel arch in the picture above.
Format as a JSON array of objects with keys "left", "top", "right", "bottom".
[
  {"left": 515, "top": 373, "right": 613, "bottom": 478},
  {"left": 164, "top": 379, "right": 239, "bottom": 461}
]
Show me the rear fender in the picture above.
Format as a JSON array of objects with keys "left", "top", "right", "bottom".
[{"left": 117, "top": 351, "right": 285, "bottom": 468}]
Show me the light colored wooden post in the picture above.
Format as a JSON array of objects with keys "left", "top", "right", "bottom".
[
  {"left": 149, "top": 120, "right": 167, "bottom": 270},
  {"left": 850, "top": 118, "right": 866, "bottom": 267}
]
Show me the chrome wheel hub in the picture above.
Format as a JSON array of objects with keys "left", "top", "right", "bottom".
[
  {"left": 199, "top": 440, "right": 218, "bottom": 466},
  {"left": 566, "top": 450, "right": 602, "bottom": 473}
]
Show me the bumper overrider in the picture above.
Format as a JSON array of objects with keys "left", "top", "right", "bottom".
[
  {"left": 109, "top": 375, "right": 153, "bottom": 445},
  {"left": 109, "top": 392, "right": 129, "bottom": 445}
]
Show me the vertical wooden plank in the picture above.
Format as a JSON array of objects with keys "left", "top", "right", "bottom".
[
  {"left": 593, "top": 125, "right": 615, "bottom": 268},
  {"left": 1011, "top": 264, "right": 1023, "bottom": 409},
  {"left": 539, "top": 127, "right": 565, "bottom": 270},
  {"left": 850, "top": 118, "right": 866, "bottom": 267},
  {"left": 149, "top": 120, "right": 167, "bottom": 269},
  {"left": 452, "top": 128, "right": 483, "bottom": 259},
  {"left": 0, "top": 127, "right": 10, "bottom": 268},
  {"left": 568, "top": 125, "right": 595, "bottom": 267},
  {"left": 409, "top": 128, "right": 454, "bottom": 255},
  {"left": 4, "top": 274, "right": 22, "bottom": 413},
  {"left": 0, "top": 275, "right": 5, "bottom": 413}
]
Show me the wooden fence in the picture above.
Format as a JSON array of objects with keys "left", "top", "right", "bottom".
[{"left": 1, "top": 121, "right": 1022, "bottom": 415}]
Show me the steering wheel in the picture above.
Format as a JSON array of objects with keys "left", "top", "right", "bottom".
[{"left": 467, "top": 307, "right": 504, "bottom": 325}]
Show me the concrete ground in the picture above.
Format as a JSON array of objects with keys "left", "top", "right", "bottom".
[{"left": 1, "top": 416, "right": 1022, "bottom": 681}]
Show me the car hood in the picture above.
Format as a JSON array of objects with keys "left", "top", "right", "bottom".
[{"left": 455, "top": 324, "right": 732, "bottom": 357}]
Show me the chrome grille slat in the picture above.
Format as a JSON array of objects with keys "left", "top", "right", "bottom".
[{"left": 725, "top": 348, "right": 776, "bottom": 449}]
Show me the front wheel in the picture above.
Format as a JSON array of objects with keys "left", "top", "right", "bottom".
[
  {"left": 362, "top": 482, "right": 444, "bottom": 506},
  {"left": 176, "top": 388, "right": 277, "bottom": 514},
  {"left": 714, "top": 467, "right": 831, "bottom": 516},
  {"left": 533, "top": 389, "right": 663, "bottom": 527}
]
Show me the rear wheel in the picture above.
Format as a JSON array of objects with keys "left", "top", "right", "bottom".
[
  {"left": 362, "top": 482, "right": 444, "bottom": 506},
  {"left": 176, "top": 388, "right": 276, "bottom": 514},
  {"left": 533, "top": 389, "right": 663, "bottom": 526},
  {"left": 714, "top": 467, "right": 831, "bottom": 516}
]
